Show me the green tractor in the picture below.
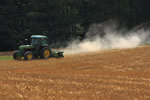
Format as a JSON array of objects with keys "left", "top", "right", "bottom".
[{"left": 13, "top": 35, "right": 64, "bottom": 60}]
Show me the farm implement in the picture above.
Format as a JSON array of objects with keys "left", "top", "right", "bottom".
[{"left": 13, "top": 35, "right": 64, "bottom": 60}]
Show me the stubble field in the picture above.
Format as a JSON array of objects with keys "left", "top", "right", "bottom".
[{"left": 0, "top": 46, "right": 150, "bottom": 100}]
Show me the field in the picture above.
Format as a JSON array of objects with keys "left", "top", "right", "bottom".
[{"left": 0, "top": 46, "right": 150, "bottom": 100}]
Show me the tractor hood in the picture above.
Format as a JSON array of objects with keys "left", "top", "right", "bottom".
[{"left": 19, "top": 45, "right": 34, "bottom": 50}]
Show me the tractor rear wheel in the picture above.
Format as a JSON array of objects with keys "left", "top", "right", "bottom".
[
  {"left": 24, "top": 51, "right": 33, "bottom": 60},
  {"left": 13, "top": 50, "right": 21, "bottom": 60},
  {"left": 41, "top": 47, "right": 51, "bottom": 59}
]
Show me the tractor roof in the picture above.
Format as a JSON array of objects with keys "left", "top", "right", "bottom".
[{"left": 31, "top": 35, "right": 48, "bottom": 38}]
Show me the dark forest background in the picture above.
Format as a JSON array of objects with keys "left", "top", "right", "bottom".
[{"left": 0, "top": 0, "right": 150, "bottom": 51}]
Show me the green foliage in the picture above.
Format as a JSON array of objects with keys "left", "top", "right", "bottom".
[{"left": 0, "top": 0, "right": 150, "bottom": 51}]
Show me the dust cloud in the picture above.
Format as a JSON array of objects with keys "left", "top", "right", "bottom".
[{"left": 63, "top": 20, "right": 150, "bottom": 55}]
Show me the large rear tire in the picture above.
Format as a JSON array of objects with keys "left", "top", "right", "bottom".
[
  {"left": 13, "top": 50, "right": 21, "bottom": 60},
  {"left": 40, "top": 47, "right": 51, "bottom": 59},
  {"left": 24, "top": 51, "right": 33, "bottom": 60}
]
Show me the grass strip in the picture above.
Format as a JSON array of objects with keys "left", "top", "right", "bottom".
[{"left": 0, "top": 56, "right": 13, "bottom": 60}]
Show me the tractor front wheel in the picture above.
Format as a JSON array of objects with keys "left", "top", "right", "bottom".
[
  {"left": 41, "top": 47, "right": 51, "bottom": 59},
  {"left": 13, "top": 50, "right": 21, "bottom": 60},
  {"left": 24, "top": 51, "right": 33, "bottom": 60}
]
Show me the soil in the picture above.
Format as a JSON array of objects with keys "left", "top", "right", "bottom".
[{"left": 0, "top": 46, "right": 150, "bottom": 100}]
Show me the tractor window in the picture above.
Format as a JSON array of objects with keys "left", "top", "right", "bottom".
[
  {"left": 31, "top": 38, "right": 41, "bottom": 45},
  {"left": 42, "top": 38, "right": 48, "bottom": 45}
]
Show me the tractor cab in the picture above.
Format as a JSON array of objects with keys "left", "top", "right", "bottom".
[{"left": 31, "top": 35, "right": 49, "bottom": 46}]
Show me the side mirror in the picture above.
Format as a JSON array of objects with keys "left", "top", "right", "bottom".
[{"left": 25, "top": 38, "right": 28, "bottom": 45}]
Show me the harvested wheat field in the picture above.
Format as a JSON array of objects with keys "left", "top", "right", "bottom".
[{"left": 0, "top": 46, "right": 150, "bottom": 100}]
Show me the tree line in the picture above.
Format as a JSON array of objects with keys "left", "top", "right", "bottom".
[{"left": 0, "top": 0, "right": 150, "bottom": 51}]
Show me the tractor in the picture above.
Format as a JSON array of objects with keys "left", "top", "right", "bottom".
[{"left": 13, "top": 35, "right": 64, "bottom": 60}]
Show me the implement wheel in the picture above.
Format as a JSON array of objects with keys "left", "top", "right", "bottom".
[
  {"left": 24, "top": 51, "right": 33, "bottom": 60},
  {"left": 13, "top": 50, "right": 21, "bottom": 60},
  {"left": 41, "top": 47, "right": 51, "bottom": 59}
]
